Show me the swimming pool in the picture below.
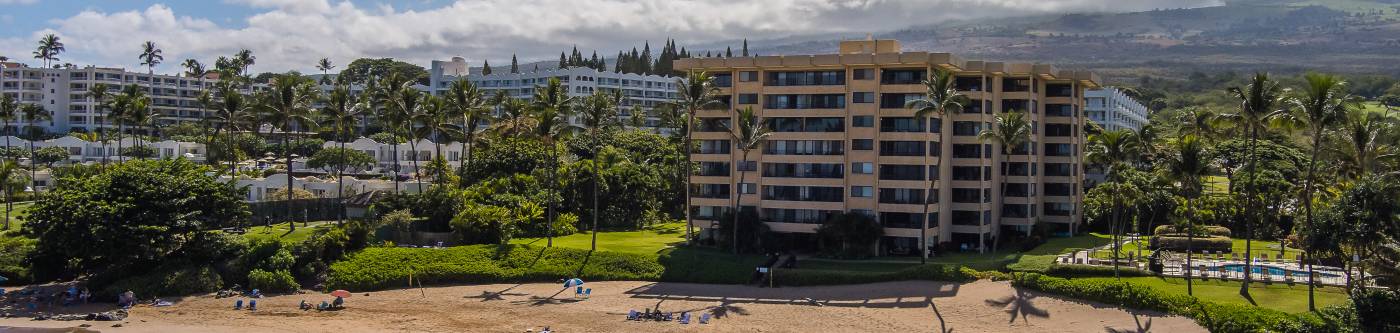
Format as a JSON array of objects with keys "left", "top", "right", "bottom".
[{"left": 1218, "top": 264, "right": 1341, "bottom": 278}]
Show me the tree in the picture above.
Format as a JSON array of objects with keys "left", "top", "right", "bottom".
[
  {"left": 120, "top": 145, "right": 157, "bottom": 159},
  {"left": 18, "top": 103, "right": 50, "bottom": 184},
  {"left": 411, "top": 94, "right": 461, "bottom": 186},
  {"left": 340, "top": 58, "right": 428, "bottom": 85},
  {"left": 1222, "top": 72, "right": 1286, "bottom": 294},
  {"left": 671, "top": 72, "right": 724, "bottom": 245},
  {"left": 33, "top": 34, "right": 64, "bottom": 68},
  {"left": 444, "top": 80, "right": 492, "bottom": 180},
  {"left": 24, "top": 159, "right": 248, "bottom": 281},
  {"left": 315, "top": 58, "right": 335, "bottom": 85},
  {"left": 259, "top": 75, "right": 319, "bottom": 221},
  {"left": 233, "top": 49, "right": 256, "bottom": 77},
  {"left": 905, "top": 68, "right": 969, "bottom": 260},
  {"left": 1166, "top": 134, "right": 1209, "bottom": 295},
  {"left": 510, "top": 54, "right": 519, "bottom": 74},
  {"left": 320, "top": 84, "right": 369, "bottom": 224},
  {"left": 0, "top": 96, "right": 18, "bottom": 155},
  {"left": 1087, "top": 129, "right": 1139, "bottom": 278},
  {"left": 211, "top": 80, "right": 251, "bottom": 176},
  {"left": 138, "top": 41, "right": 163, "bottom": 96},
  {"left": 33, "top": 146, "right": 68, "bottom": 168},
  {"left": 978, "top": 110, "right": 1031, "bottom": 251},
  {"left": 390, "top": 86, "right": 425, "bottom": 190},
  {"left": 374, "top": 72, "right": 415, "bottom": 192},
  {"left": 0, "top": 161, "right": 23, "bottom": 230},
  {"left": 481, "top": 60, "right": 493, "bottom": 75},
  {"left": 815, "top": 212, "right": 883, "bottom": 258},
  {"left": 723, "top": 106, "right": 771, "bottom": 255},
  {"left": 578, "top": 91, "right": 619, "bottom": 251},
  {"left": 1278, "top": 73, "right": 1351, "bottom": 310},
  {"left": 530, "top": 77, "right": 577, "bottom": 247}
]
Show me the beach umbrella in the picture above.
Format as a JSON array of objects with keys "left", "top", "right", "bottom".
[
  {"left": 330, "top": 290, "right": 352, "bottom": 298},
  {"left": 563, "top": 278, "right": 584, "bottom": 287}
]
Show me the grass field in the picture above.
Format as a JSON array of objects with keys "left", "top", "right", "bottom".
[
  {"left": 242, "top": 220, "right": 336, "bottom": 244},
  {"left": 1092, "top": 237, "right": 1302, "bottom": 261},
  {"left": 1076, "top": 276, "right": 1349, "bottom": 313},
  {"left": 509, "top": 223, "right": 689, "bottom": 256},
  {"left": 1, "top": 201, "right": 32, "bottom": 232},
  {"left": 1008, "top": 233, "right": 1114, "bottom": 271}
]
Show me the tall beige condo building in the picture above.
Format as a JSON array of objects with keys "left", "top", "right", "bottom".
[{"left": 675, "top": 39, "right": 1098, "bottom": 255}]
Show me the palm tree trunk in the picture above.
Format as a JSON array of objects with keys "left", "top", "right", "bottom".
[
  {"left": 409, "top": 139, "right": 423, "bottom": 191},
  {"left": 684, "top": 110, "right": 695, "bottom": 246},
  {"left": 392, "top": 133, "right": 401, "bottom": 194},
  {"left": 591, "top": 132, "right": 600, "bottom": 252},
  {"left": 546, "top": 138, "right": 557, "bottom": 247},
  {"left": 732, "top": 149, "right": 749, "bottom": 255},
  {"left": 1186, "top": 194, "right": 1195, "bottom": 295},
  {"left": 994, "top": 151, "right": 1010, "bottom": 253},
  {"left": 1302, "top": 135, "right": 1322, "bottom": 311},
  {"left": 462, "top": 125, "right": 475, "bottom": 181},
  {"left": 920, "top": 132, "right": 933, "bottom": 263},
  {"left": 433, "top": 138, "right": 443, "bottom": 185},
  {"left": 1242, "top": 125, "right": 1259, "bottom": 295},
  {"left": 337, "top": 139, "right": 347, "bottom": 225},
  {"left": 285, "top": 134, "right": 294, "bottom": 223}
]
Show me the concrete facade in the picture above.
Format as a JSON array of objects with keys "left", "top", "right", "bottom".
[{"left": 1085, "top": 87, "right": 1149, "bottom": 132}]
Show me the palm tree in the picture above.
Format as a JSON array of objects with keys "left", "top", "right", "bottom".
[
  {"left": 723, "top": 106, "right": 771, "bottom": 255},
  {"left": 260, "top": 75, "right": 320, "bottom": 220},
  {"left": 18, "top": 103, "right": 50, "bottom": 186},
  {"left": 905, "top": 68, "right": 970, "bottom": 259},
  {"left": 1275, "top": 73, "right": 1351, "bottom": 310},
  {"left": 108, "top": 84, "right": 146, "bottom": 162},
  {"left": 494, "top": 93, "right": 531, "bottom": 138},
  {"left": 212, "top": 80, "right": 251, "bottom": 176},
  {"left": 978, "top": 111, "right": 1031, "bottom": 251},
  {"left": 411, "top": 94, "right": 461, "bottom": 186},
  {"left": 1334, "top": 107, "right": 1396, "bottom": 179},
  {"left": 33, "top": 34, "right": 64, "bottom": 68},
  {"left": 531, "top": 77, "right": 578, "bottom": 247},
  {"left": 1166, "top": 134, "right": 1209, "bottom": 295},
  {"left": 0, "top": 95, "right": 18, "bottom": 160},
  {"left": 139, "top": 41, "right": 163, "bottom": 90},
  {"left": 444, "top": 80, "right": 491, "bottom": 178},
  {"left": 374, "top": 73, "right": 414, "bottom": 193},
  {"left": 578, "top": 91, "right": 620, "bottom": 251},
  {"left": 391, "top": 87, "right": 426, "bottom": 190},
  {"left": 0, "top": 160, "right": 21, "bottom": 230},
  {"left": 86, "top": 84, "right": 112, "bottom": 165},
  {"left": 1087, "top": 129, "right": 1139, "bottom": 278},
  {"left": 316, "top": 58, "right": 335, "bottom": 85},
  {"left": 321, "top": 83, "right": 368, "bottom": 223},
  {"left": 672, "top": 72, "right": 724, "bottom": 246},
  {"left": 233, "top": 49, "right": 256, "bottom": 77},
  {"left": 1222, "top": 72, "right": 1286, "bottom": 294}
]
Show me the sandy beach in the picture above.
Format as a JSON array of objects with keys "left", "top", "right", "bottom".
[{"left": 1, "top": 280, "right": 1203, "bottom": 332}]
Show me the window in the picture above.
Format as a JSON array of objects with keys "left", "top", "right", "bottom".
[
  {"left": 852, "top": 92, "right": 875, "bottom": 103},
  {"left": 762, "top": 185, "right": 843, "bottom": 202},
  {"left": 952, "top": 188, "right": 984, "bottom": 203},
  {"left": 1002, "top": 204, "right": 1031, "bottom": 218},
  {"left": 881, "top": 69, "right": 926, "bottom": 85},
  {"left": 698, "top": 140, "right": 731, "bottom": 154},
  {"left": 880, "top": 117, "right": 925, "bottom": 132},
  {"left": 1046, "top": 124, "right": 1073, "bottom": 137},
  {"left": 766, "top": 71, "right": 844, "bottom": 86},
  {"left": 1044, "top": 203, "right": 1074, "bottom": 216},
  {"left": 762, "top": 208, "right": 839, "bottom": 224},
  {"left": 1002, "top": 77, "right": 1031, "bottom": 92},
  {"left": 1045, "top": 183, "right": 1074, "bottom": 196},
  {"left": 879, "top": 212, "right": 924, "bottom": 228},
  {"left": 845, "top": 116, "right": 873, "bottom": 129},
  {"left": 879, "top": 141, "right": 925, "bottom": 156},
  {"left": 1046, "top": 83, "right": 1073, "bottom": 97},
  {"left": 851, "top": 162, "right": 874, "bottom": 174},
  {"left": 1003, "top": 99, "right": 1031, "bottom": 113},
  {"left": 713, "top": 73, "right": 733, "bottom": 87},
  {"left": 1046, "top": 104, "right": 1074, "bottom": 117},
  {"left": 1045, "top": 143, "right": 1074, "bottom": 157},
  {"left": 736, "top": 94, "right": 759, "bottom": 104},
  {"left": 952, "top": 121, "right": 981, "bottom": 136},
  {"left": 951, "top": 210, "right": 981, "bottom": 226},
  {"left": 879, "top": 164, "right": 924, "bottom": 181},
  {"left": 955, "top": 76, "right": 983, "bottom": 91},
  {"left": 1002, "top": 162, "right": 1030, "bottom": 176},
  {"left": 879, "top": 188, "right": 925, "bottom": 205},
  {"left": 698, "top": 118, "right": 730, "bottom": 132},
  {"left": 737, "top": 160, "right": 758, "bottom": 172},
  {"left": 765, "top": 94, "right": 845, "bottom": 109},
  {"left": 852, "top": 68, "right": 874, "bottom": 80},
  {"left": 762, "top": 163, "right": 844, "bottom": 178},
  {"left": 879, "top": 93, "right": 920, "bottom": 109},
  {"left": 852, "top": 139, "right": 873, "bottom": 150},
  {"left": 738, "top": 71, "right": 758, "bottom": 82},
  {"left": 769, "top": 117, "right": 844, "bottom": 132},
  {"left": 1003, "top": 183, "right": 1031, "bottom": 197},
  {"left": 739, "top": 183, "right": 757, "bottom": 194},
  {"left": 696, "top": 162, "right": 730, "bottom": 176},
  {"left": 952, "top": 144, "right": 983, "bottom": 159},
  {"left": 952, "top": 166, "right": 981, "bottom": 181},
  {"left": 851, "top": 186, "right": 874, "bottom": 198},
  {"left": 691, "top": 184, "right": 730, "bottom": 199},
  {"left": 1045, "top": 163, "right": 1074, "bottom": 177},
  {"left": 764, "top": 140, "right": 843, "bottom": 155}
]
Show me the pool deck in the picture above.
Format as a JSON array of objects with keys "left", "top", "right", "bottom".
[{"left": 1054, "top": 239, "right": 1366, "bottom": 287}]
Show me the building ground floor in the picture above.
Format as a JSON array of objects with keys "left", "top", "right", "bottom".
[{"left": 694, "top": 216, "right": 1077, "bottom": 257}]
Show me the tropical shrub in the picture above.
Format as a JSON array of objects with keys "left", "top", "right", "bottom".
[
  {"left": 325, "top": 244, "right": 663, "bottom": 291},
  {"left": 1043, "top": 264, "right": 1153, "bottom": 278},
  {"left": 1153, "top": 224, "right": 1230, "bottom": 237},
  {"left": 1149, "top": 235, "right": 1232, "bottom": 252},
  {"left": 100, "top": 265, "right": 224, "bottom": 299},
  {"left": 814, "top": 212, "right": 883, "bottom": 258},
  {"left": 247, "top": 269, "right": 300, "bottom": 293},
  {"left": 774, "top": 264, "right": 975, "bottom": 286}
]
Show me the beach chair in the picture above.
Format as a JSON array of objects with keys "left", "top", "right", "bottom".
[
  {"left": 583, "top": 288, "right": 592, "bottom": 299},
  {"left": 248, "top": 299, "right": 257, "bottom": 311},
  {"left": 679, "top": 312, "right": 691, "bottom": 324},
  {"left": 234, "top": 299, "right": 243, "bottom": 310},
  {"left": 574, "top": 286, "right": 583, "bottom": 298},
  {"left": 664, "top": 312, "right": 674, "bottom": 321},
  {"left": 700, "top": 313, "right": 710, "bottom": 324},
  {"left": 627, "top": 310, "right": 639, "bottom": 321}
]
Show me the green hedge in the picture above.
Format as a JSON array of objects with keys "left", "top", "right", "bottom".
[
  {"left": 326, "top": 244, "right": 664, "bottom": 291},
  {"left": 654, "top": 247, "right": 766, "bottom": 284},
  {"left": 248, "top": 269, "right": 301, "bottom": 293},
  {"left": 100, "top": 265, "right": 224, "bottom": 299},
  {"left": 773, "top": 265, "right": 976, "bottom": 286},
  {"left": 1043, "top": 264, "right": 1153, "bottom": 278},
  {"left": 1153, "top": 225, "right": 1231, "bottom": 237},
  {"left": 1012, "top": 273, "right": 1343, "bottom": 333},
  {"left": 1150, "top": 235, "right": 1232, "bottom": 252}
]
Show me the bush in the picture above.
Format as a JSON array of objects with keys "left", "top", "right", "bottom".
[
  {"left": 773, "top": 264, "right": 975, "bottom": 286},
  {"left": 325, "top": 244, "right": 663, "bottom": 291},
  {"left": 1149, "top": 235, "right": 1231, "bottom": 252},
  {"left": 1351, "top": 288, "right": 1400, "bottom": 332},
  {"left": 248, "top": 269, "right": 300, "bottom": 293},
  {"left": 1153, "top": 225, "right": 1230, "bottom": 237},
  {"left": 100, "top": 265, "right": 224, "bottom": 299},
  {"left": 0, "top": 237, "right": 34, "bottom": 286},
  {"left": 1043, "top": 264, "right": 1153, "bottom": 278},
  {"left": 1012, "top": 273, "right": 1339, "bottom": 333},
  {"left": 654, "top": 247, "right": 766, "bottom": 284},
  {"left": 814, "top": 212, "right": 883, "bottom": 259}
]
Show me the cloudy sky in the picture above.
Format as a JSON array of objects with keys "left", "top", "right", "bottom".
[{"left": 1, "top": 0, "right": 1221, "bottom": 74}]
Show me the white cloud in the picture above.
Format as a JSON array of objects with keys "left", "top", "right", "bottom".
[{"left": 3, "top": 0, "right": 1221, "bottom": 73}]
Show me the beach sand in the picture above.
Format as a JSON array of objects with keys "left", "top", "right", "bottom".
[{"left": 1, "top": 280, "right": 1204, "bottom": 332}]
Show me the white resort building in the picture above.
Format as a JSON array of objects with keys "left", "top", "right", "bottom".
[{"left": 1084, "top": 87, "right": 1149, "bottom": 132}]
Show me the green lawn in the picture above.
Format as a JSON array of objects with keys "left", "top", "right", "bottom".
[
  {"left": 1091, "top": 237, "right": 1302, "bottom": 261},
  {"left": 243, "top": 220, "right": 336, "bottom": 244},
  {"left": 1076, "top": 276, "right": 1349, "bottom": 313},
  {"left": 509, "top": 223, "right": 689, "bottom": 256},
  {"left": 1, "top": 201, "right": 32, "bottom": 231},
  {"left": 1008, "top": 233, "right": 1114, "bottom": 272}
]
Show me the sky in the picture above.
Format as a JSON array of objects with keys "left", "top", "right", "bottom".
[{"left": 0, "top": 0, "right": 1223, "bottom": 74}]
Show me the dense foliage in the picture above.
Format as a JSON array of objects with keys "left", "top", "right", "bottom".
[{"left": 325, "top": 244, "right": 664, "bottom": 291}]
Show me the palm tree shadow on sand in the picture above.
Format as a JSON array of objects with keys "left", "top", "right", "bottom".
[
  {"left": 930, "top": 299, "right": 953, "bottom": 333},
  {"left": 1103, "top": 311, "right": 1153, "bottom": 333},
  {"left": 464, "top": 284, "right": 528, "bottom": 301},
  {"left": 984, "top": 287, "right": 1049, "bottom": 324}
]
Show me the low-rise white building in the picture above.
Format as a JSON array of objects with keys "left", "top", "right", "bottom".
[
  {"left": 0, "top": 136, "right": 206, "bottom": 164},
  {"left": 1085, "top": 87, "right": 1149, "bottom": 132},
  {"left": 221, "top": 173, "right": 422, "bottom": 202},
  {"left": 321, "top": 138, "right": 465, "bottom": 175}
]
